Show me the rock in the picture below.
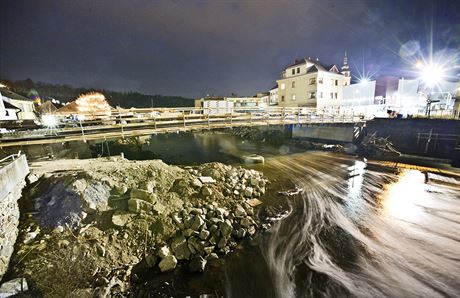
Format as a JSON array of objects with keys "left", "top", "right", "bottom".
[
  {"left": 247, "top": 225, "right": 256, "bottom": 236},
  {"left": 158, "top": 255, "right": 177, "bottom": 272},
  {"left": 0, "top": 278, "right": 28, "bottom": 297},
  {"left": 219, "top": 220, "right": 233, "bottom": 237},
  {"left": 172, "top": 213, "right": 184, "bottom": 229},
  {"left": 201, "top": 187, "right": 213, "bottom": 196},
  {"left": 199, "top": 229, "right": 210, "bottom": 240},
  {"left": 26, "top": 173, "right": 39, "bottom": 184},
  {"left": 153, "top": 202, "right": 166, "bottom": 215},
  {"left": 234, "top": 205, "right": 247, "bottom": 218},
  {"left": 183, "top": 228, "right": 194, "bottom": 237},
  {"left": 215, "top": 207, "right": 229, "bottom": 217},
  {"left": 250, "top": 178, "right": 259, "bottom": 187},
  {"left": 207, "top": 253, "right": 219, "bottom": 260},
  {"left": 171, "top": 235, "right": 191, "bottom": 260},
  {"left": 246, "top": 198, "right": 262, "bottom": 207},
  {"left": 198, "top": 176, "right": 216, "bottom": 184},
  {"left": 139, "top": 180, "right": 156, "bottom": 193},
  {"left": 113, "top": 185, "right": 128, "bottom": 195},
  {"left": 158, "top": 246, "right": 171, "bottom": 259},
  {"left": 188, "top": 236, "right": 204, "bottom": 253},
  {"left": 192, "top": 178, "right": 203, "bottom": 188},
  {"left": 111, "top": 211, "right": 134, "bottom": 227},
  {"left": 203, "top": 246, "right": 215, "bottom": 255},
  {"left": 128, "top": 199, "right": 153, "bottom": 213},
  {"left": 23, "top": 231, "right": 38, "bottom": 244},
  {"left": 191, "top": 216, "right": 205, "bottom": 231},
  {"left": 217, "top": 237, "right": 227, "bottom": 249},
  {"left": 145, "top": 254, "right": 158, "bottom": 267},
  {"left": 189, "top": 256, "right": 207, "bottom": 272},
  {"left": 190, "top": 208, "right": 203, "bottom": 215},
  {"left": 244, "top": 187, "right": 253, "bottom": 197},
  {"left": 240, "top": 217, "right": 253, "bottom": 228},
  {"left": 234, "top": 228, "right": 246, "bottom": 239},
  {"left": 209, "top": 235, "right": 218, "bottom": 245},
  {"left": 130, "top": 188, "right": 157, "bottom": 204},
  {"left": 95, "top": 243, "right": 106, "bottom": 257}
]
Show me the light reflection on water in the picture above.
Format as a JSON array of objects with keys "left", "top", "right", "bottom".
[
  {"left": 381, "top": 170, "right": 426, "bottom": 222},
  {"left": 254, "top": 152, "right": 460, "bottom": 298}
]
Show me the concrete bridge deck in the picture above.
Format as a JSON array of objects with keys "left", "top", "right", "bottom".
[{"left": 0, "top": 107, "right": 366, "bottom": 147}]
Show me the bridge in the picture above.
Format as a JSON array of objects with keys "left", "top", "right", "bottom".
[{"left": 0, "top": 107, "right": 366, "bottom": 147}]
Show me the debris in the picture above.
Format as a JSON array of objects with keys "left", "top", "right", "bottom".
[
  {"left": 0, "top": 278, "right": 28, "bottom": 297},
  {"left": 198, "top": 176, "right": 216, "bottom": 184}
]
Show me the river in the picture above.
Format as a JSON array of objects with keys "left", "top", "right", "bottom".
[{"left": 119, "top": 133, "right": 460, "bottom": 297}]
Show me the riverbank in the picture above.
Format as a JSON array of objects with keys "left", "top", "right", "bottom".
[{"left": 6, "top": 156, "right": 270, "bottom": 297}]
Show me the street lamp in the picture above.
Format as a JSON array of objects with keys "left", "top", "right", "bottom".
[{"left": 416, "top": 62, "right": 445, "bottom": 117}]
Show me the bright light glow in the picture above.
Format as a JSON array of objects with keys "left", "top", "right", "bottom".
[
  {"left": 421, "top": 63, "right": 445, "bottom": 87},
  {"left": 415, "top": 60, "right": 424, "bottom": 69},
  {"left": 359, "top": 78, "right": 370, "bottom": 84},
  {"left": 42, "top": 115, "right": 57, "bottom": 127},
  {"left": 74, "top": 92, "right": 111, "bottom": 116},
  {"left": 381, "top": 170, "right": 425, "bottom": 222},
  {"left": 0, "top": 83, "right": 7, "bottom": 88}
]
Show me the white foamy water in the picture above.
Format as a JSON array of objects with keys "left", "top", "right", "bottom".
[{"left": 261, "top": 152, "right": 460, "bottom": 298}]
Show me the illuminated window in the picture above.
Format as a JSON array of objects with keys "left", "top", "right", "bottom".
[
  {"left": 281, "top": 83, "right": 286, "bottom": 90},
  {"left": 319, "top": 92, "right": 323, "bottom": 99},
  {"left": 330, "top": 79, "right": 334, "bottom": 86},
  {"left": 292, "top": 81, "right": 295, "bottom": 88},
  {"left": 292, "top": 94, "right": 296, "bottom": 101}
]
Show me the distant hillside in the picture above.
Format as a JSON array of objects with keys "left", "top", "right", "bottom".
[{"left": 0, "top": 78, "right": 195, "bottom": 108}]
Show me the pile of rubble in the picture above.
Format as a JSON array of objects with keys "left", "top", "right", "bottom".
[
  {"left": 8, "top": 157, "right": 269, "bottom": 296},
  {"left": 358, "top": 133, "right": 401, "bottom": 157},
  {"left": 158, "top": 202, "right": 257, "bottom": 272}
]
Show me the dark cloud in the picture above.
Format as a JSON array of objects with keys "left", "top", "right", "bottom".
[{"left": 1, "top": 0, "right": 459, "bottom": 98}]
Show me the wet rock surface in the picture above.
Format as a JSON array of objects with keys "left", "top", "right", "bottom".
[{"left": 8, "top": 157, "right": 269, "bottom": 297}]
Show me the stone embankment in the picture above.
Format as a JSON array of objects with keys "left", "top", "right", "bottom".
[
  {"left": 0, "top": 154, "right": 29, "bottom": 281},
  {"left": 9, "top": 157, "right": 268, "bottom": 297}
]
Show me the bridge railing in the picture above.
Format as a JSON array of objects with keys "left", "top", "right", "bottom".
[{"left": 0, "top": 107, "right": 367, "bottom": 144}]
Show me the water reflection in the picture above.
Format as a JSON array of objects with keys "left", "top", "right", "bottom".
[
  {"left": 381, "top": 170, "right": 425, "bottom": 222},
  {"left": 253, "top": 152, "right": 460, "bottom": 298}
]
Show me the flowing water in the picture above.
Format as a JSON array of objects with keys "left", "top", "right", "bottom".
[
  {"left": 254, "top": 153, "right": 460, "bottom": 298},
  {"left": 139, "top": 150, "right": 460, "bottom": 297}
]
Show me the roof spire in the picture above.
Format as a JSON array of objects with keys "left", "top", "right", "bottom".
[{"left": 342, "top": 51, "right": 349, "bottom": 69}]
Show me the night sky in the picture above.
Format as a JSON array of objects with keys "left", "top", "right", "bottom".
[{"left": 1, "top": 0, "right": 459, "bottom": 98}]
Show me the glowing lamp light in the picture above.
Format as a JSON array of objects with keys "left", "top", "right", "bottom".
[
  {"left": 359, "top": 78, "right": 370, "bottom": 84},
  {"left": 42, "top": 115, "right": 57, "bottom": 127},
  {"left": 421, "top": 63, "right": 445, "bottom": 87}
]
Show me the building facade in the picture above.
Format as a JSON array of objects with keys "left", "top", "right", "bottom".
[
  {"left": 276, "top": 58, "right": 346, "bottom": 109},
  {"left": 0, "top": 88, "right": 36, "bottom": 120},
  {"left": 341, "top": 76, "right": 459, "bottom": 117},
  {"left": 269, "top": 85, "right": 278, "bottom": 106}
]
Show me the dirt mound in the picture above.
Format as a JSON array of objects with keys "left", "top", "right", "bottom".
[{"left": 10, "top": 157, "right": 269, "bottom": 297}]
